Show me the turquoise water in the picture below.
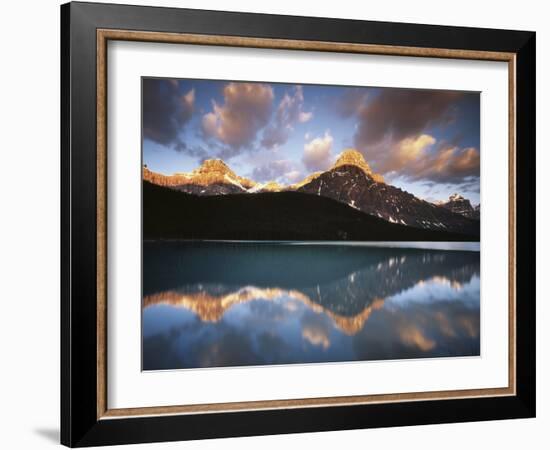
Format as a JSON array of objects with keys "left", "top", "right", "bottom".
[{"left": 142, "top": 241, "right": 480, "bottom": 370}]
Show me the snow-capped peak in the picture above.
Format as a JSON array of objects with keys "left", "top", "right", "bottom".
[{"left": 449, "top": 193, "right": 465, "bottom": 202}]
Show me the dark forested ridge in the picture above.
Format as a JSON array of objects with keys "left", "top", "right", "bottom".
[{"left": 143, "top": 181, "right": 480, "bottom": 242}]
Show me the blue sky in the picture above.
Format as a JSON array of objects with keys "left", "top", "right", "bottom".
[{"left": 142, "top": 78, "right": 480, "bottom": 204}]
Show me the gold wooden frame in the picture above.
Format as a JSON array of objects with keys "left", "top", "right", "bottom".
[{"left": 96, "top": 29, "right": 516, "bottom": 420}]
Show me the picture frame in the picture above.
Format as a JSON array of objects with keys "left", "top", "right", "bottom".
[{"left": 61, "top": 1, "right": 536, "bottom": 447}]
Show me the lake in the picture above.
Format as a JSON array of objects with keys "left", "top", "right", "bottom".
[{"left": 142, "top": 241, "right": 480, "bottom": 370}]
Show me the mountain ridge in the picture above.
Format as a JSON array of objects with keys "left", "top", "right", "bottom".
[
  {"left": 332, "top": 149, "right": 385, "bottom": 183},
  {"left": 143, "top": 149, "right": 385, "bottom": 193},
  {"left": 143, "top": 149, "right": 479, "bottom": 236}
]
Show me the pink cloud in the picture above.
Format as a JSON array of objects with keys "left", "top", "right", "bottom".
[{"left": 202, "top": 82, "right": 274, "bottom": 149}]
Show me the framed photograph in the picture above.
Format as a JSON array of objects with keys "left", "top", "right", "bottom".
[{"left": 61, "top": 1, "right": 536, "bottom": 447}]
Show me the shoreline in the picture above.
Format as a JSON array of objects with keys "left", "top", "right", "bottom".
[{"left": 142, "top": 239, "right": 481, "bottom": 252}]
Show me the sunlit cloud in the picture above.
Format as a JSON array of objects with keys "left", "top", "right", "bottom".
[
  {"left": 202, "top": 82, "right": 274, "bottom": 149},
  {"left": 374, "top": 134, "right": 436, "bottom": 174},
  {"left": 398, "top": 134, "right": 436, "bottom": 163},
  {"left": 302, "top": 131, "right": 334, "bottom": 171},
  {"left": 352, "top": 89, "right": 462, "bottom": 150},
  {"left": 416, "top": 145, "right": 480, "bottom": 182},
  {"left": 370, "top": 132, "right": 479, "bottom": 184},
  {"left": 336, "top": 88, "right": 479, "bottom": 186}
]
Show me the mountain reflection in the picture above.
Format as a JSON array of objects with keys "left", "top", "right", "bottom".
[
  {"left": 142, "top": 242, "right": 480, "bottom": 370},
  {"left": 143, "top": 286, "right": 386, "bottom": 335}
]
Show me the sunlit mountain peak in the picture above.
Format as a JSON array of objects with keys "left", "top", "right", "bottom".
[
  {"left": 449, "top": 193, "right": 465, "bottom": 201},
  {"left": 333, "top": 148, "right": 385, "bottom": 183},
  {"left": 193, "top": 158, "right": 233, "bottom": 175}
]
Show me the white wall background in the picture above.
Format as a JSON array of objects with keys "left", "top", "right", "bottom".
[{"left": 0, "top": 0, "right": 546, "bottom": 448}]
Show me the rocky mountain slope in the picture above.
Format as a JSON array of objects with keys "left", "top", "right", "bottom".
[
  {"left": 439, "top": 193, "right": 480, "bottom": 220},
  {"left": 296, "top": 151, "right": 479, "bottom": 236},
  {"left": 143, "top": 159, "right": 256, "bottom": 195}
]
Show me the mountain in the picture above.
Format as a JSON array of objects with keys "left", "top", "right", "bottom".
[
  {"left": 143, "top": 160, "right": 289, "bottom": 195},
  {"left": 331, "top": 149, "right": 385, "bottom": 183},
  {"left": 143, "top": 149, "right": 479, "bottom": 237},
  {"left": 440, "top": 194, "right": 480, "bottom": 220},
  {"left": 288, "top": 150, "right": 384, "bottom": 189},
  {"left": 143, "top": 160, "right": 256, "bottom": 195},
  {"left": 143, "top": 181, "right": 479, "bottom": 241},
  {"left": 296, "top": 151, "right": 479, "bottom": 236},
  {"left": 247, "top": 180, "right": 284, "bottom": 193},
  {"left": 473, "top": 204, "right": 480, "bottom": 219}
]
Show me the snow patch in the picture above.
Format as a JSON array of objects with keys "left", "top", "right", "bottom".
[
  {"left": 247, "top": 183, "right": 265, "bottom": 193},
  {"left": 224, "top": 174, "right": 245, "bottom": 190}
]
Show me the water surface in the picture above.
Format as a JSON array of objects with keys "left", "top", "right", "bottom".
[{"left": 142, "top": 241, "right": 480, "bottom": 370}]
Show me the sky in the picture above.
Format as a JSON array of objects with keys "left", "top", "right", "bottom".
[{"left": 142, "top": 77, "right": 480, "bottom": 204}]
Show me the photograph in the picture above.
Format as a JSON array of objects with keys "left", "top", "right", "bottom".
[{"left": 141, "top": 78, "right": 481, "bottom": 370}]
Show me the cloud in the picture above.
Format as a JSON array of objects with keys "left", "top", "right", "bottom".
[
  {"left": 412, "top": 176, "right": 481, "bottom": 205},
  {"left": 250, "top": 160, "right": 304, "bottom": 184},
  {"left": 336, "top": 87, "right": 369, "bottom": 117},
  {"left": 353, "top": 89, "right": 463, "bottom": 149},
  {"left": 301, "top": 312, "right": 331, "bottom": 350},
  {"left": 337, "top": 88, "right": 480, "bottom": 185},
  {"left": 302, "top": 324, "right": 331, "bottom": 349},
  {"left": 418, "top": 145, "right": 480, "bottom": 182},
  {"left": 299, "top": 111, "right": 313, "bottom": 122},
  {"left": 377, "top": 133, "right": 480, "bottom": 183},
  {"left": 284, "top": 170, "right": 302, "bottom": 183},
  {"left": 251, "top": 160, "right": 293, "bottom": 182},
  {"left": 398, "top": 134, "right": 437, "bottom": 164},
  {"left": 261, "top": 86, "right": 313, "bottom": 149},
  {"left": 302, "top": 131, "right": 334, "bottom": 171},
  {"left": 142, "top": 79, "right": 195, "bottom": 148},
  {"left": 183, "top": 144, "right": 211, "bottom": 163},
  {"left": 375, "top": 134, "right": 437, "bottom": 174},
  {"left": 202, "top": 82, "right": 274, "bottom": 149}
]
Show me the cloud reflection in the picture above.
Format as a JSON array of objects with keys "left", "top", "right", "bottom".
[{"left": 301, "top": 313, "right": 332, "bottom": 349}]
